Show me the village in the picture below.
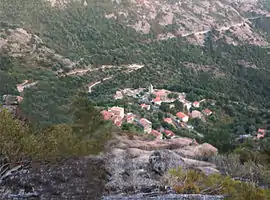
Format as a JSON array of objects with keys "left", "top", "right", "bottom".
[
  {"left": 0, "top": 79, "right": 267, "bottom": 142},
  {"left": 101, "top": 84, "right": 267, "bottom": 141}
]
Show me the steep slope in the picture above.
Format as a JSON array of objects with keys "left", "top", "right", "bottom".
[
  {"left": 0, "top": 0, "right": 270, "bottom": 132},
  {"left": 99, "top": 0, "right": 270, "bottom": 45}
]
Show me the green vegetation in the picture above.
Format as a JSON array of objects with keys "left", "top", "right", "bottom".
[
  {"left": 0, "top": 0, "right": 270, "bottom": 191},
  {"left": 0, "top": 97, "right": 112, "bottom": 161},
  {"left": 167, "top": 167, "right": 270, "bottom": 200}
]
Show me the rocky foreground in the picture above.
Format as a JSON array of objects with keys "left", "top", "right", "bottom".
[{"left": 0, "top": 135, "right": 222, "bottom": 199}]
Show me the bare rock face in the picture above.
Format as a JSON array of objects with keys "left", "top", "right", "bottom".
[
  {"left": 0, "top": 27, "right": 74, "bottom": 71},
  {"left": 104, "top": 136, "right": 219, "bottom": 195},
  {"left": 99, "top": 0, "right": 269, "bottom": 45},
  {"left": 0, "top": 157, "right": 107, "bottom": 200},
  {"left": 149, "top": 150, "right": 185, "bottom": 176},
  {"left": 0, "top": 136, "right": 219, "bottom": 199}
]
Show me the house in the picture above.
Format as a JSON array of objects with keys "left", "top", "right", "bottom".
[
  {"left": 163, "top": 118, "right": 174, "bottom": 125},
  {"left": 163, "top": 130, "right": 175, "bottom": 138},
  {"left": 101, "top": 106, "right": 125, "bottom": 126},
  {"left": 203, "top": 109, "right": 213, "bottom": 116},
  {"left": 256, "top": 129, "right": 266, "bottom": 139},
  {"left": 139, "top": 118, "right": 152, "bottom": 133},
  {"left": 176, "top": 112, "right": 189, "bottom": 122},
  {"left": 153, "top": 96, "right": 162, "bottom": 105},
  {"left": 109, "top": 106, "right": 125, "bottom": 119},
  {"left": 113, "top": 91, "right": 123, "bottom": 100},
  {"left": 113, "top": 116, "right": 123, "bottom": 127},
  {"left": 126, "top": 113, "right": 135, "bottom": 123},
  {"left": 151, "top": 130, "right": 163, "bottom": 140},
  {"left": 101, "top": 110, "right": 113, "bottom": 120},
  {"left": 151, "top": 130, "right": 161, "bottom": 137},
  {"left": 140, "top": 104, "right": 151, "bottom": 110},
  {"left": 153, "top": 90, "right": 167, "bottom": 101},
  {"left": 193, "top": 101, "right": 200, "bottom": 108},
  {"left": 190, "top": 110, "right": 202, "bottom": 119}
]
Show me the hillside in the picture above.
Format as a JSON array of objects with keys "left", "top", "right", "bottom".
[{"left": 0, "top": 0, "right": 270, "bottom": 198}]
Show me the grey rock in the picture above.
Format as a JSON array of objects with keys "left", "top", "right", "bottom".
[
  {"left": 0, "top": 156, "right": 107, "bottom": 200},
  {"left": 103, "top": 193, "right": 224, "bottom": 200}
]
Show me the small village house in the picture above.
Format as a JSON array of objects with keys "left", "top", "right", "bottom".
[
  {"left": 193, "top": 101, "right": 200, "bottom": 108},
  {"left": 256, "top": 129, "right": 267, "bottom": 139},
  {"left": 101, "top": 110, "right": 113, "bottom": 120},
  {"left": 101, "top": 106, "right": 125, "bottom": 126},
  {"left": 163, "top": 118, "right": 174, "bottom": 125},
  {"left": 153, "top": 90, "right": 167, "bottom": 101},
  {"left": 139, "top": 118, "right": 152, "bottom": 134},
  {"left": 176, "top": 112, "right": 189, "bottom": 122},
  {"left": 153, "top": 96, "right": 162, "bottom": 105},
  {"left": 113, "top": 116, "right": 123, "bottom": 127},
  {"left": 126, "top": 113, "right": 135, "bottom": 123},
  {"left": 203, "top": 108, "right": 213, "bottom": 116},
  {"left": 140, "top": 103, "right": 151, "bottom": 110},
  {"left": 190, "top": 110, "right": 202, "bottom": 119},
  {"left": 113, "top": 91, "right": 123, "bottom": 100},
  {"left": 163, "top": 130, "right": 175, "bottom": 138},
  {"left": 109, "top": 106, "right": 125, "bottom": 119}
]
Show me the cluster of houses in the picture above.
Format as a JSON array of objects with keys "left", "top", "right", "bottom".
[
  {"left": 101, "top": 106, "right": 152, "bottom": 133},
  {"left": 101, "top": 106, "right": 179, "bottom": 139},
  {"left": 108, "top": 84, "right": 216, "bottom": 139},
  {"left": 113, "top": 85, "right": 213, "bottom": 123}
]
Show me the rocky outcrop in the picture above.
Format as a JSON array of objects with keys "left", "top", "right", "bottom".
[
  {"left": 0, "top": 136, "right": 219, "bottom": 199},
  {"left": 0, "top": 157, "right": 107, "bottom": 200},
  {"left": 104, "top": 136, "right": 219, "bottom": 195},
  {"left": 0, "top": 27, "right": 74, "bottom": 71},
  {"left": 104, "top": 194, "right": 224, "bottom": 200}
]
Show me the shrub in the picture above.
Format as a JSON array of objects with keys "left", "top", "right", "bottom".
[
  {"left": 166, "top": 167, "right": 270, "bottom": 200},
  {"left": 0, "top": 107, "right": 112, "bottom": 161}
]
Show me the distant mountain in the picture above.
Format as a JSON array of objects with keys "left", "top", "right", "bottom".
[{"left": 43, "top": 0, "right": 270, "bottom": 46}]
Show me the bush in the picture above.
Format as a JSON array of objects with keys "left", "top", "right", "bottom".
[
  {"left": 0, "top": 105, "right": 112, "bottom": 161},
  {"left": 166, "top": 167, "right": 270, "bottom": 200}
]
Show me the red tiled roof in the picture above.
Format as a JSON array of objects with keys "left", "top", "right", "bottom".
[
  {"left": 193, "top": 101, "right": 200, "bottom": 106},
  {"left": 153, "top": 96, "right": 161, "bottom": 102},
  {"left": 176, "top": 112, "right": 188, "bottom": 119},
  {"left": 153, "top": 90, "right": 166, "bottom": 96},
  {"left": 140, "top": 104, "right": 150, "bottom": 109},
  {"left": 164, "top": 118, "right": 173, "bottom": 124},
  {"left": 151, "top": 130, "right": 161, "bottom": 137},
  {"left": 258, "top": 129, "right": 266, "bottom": 134},
  {"left": 203, "top": 109, "right": 212, "bottom": 115},
  {"left": 140, "top": 118, "right": 151, "bottom": 126},
  {"left": 164, "top": 130, "right": 175, "bottom": 137}
]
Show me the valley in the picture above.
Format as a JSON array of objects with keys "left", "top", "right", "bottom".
[{"left": 0, "top": 0, "right": 270, "bottom": 199}]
